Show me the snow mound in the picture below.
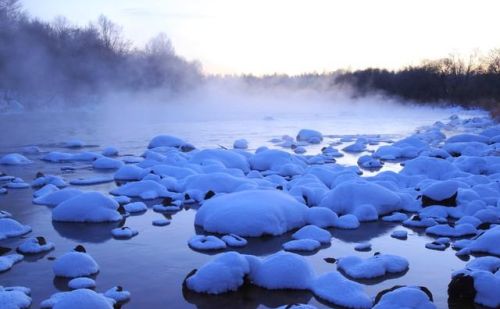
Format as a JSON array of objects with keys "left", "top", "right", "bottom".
[
  {"left": 391, "top": 230, "right": 408, "bottom": 240},
  {"left": 53, "top": 248, "right": 99, "bottom": 278},
  {"left": 195, "top": 190, "right": 308, "bottom": 236},
  {"left": 0, "top": 153, "right": 32, "bottom": 165},
  {"left": 283, "top": 239, "right": 321, "bottom": 252},
  {"left": 319, "top": 181, "right": 401, "bottom": 220},
  {"left": 123, "top": 202, "right": 147, "bottom": 213},
  {"left": 40, "top": 289, "right": 114, "bottom": 309},
  {"left": 103, "top": 286, "right": 130, "bottom": 303},
  {"left": 0, "top": 254, "right": 23, "bottom": 272},
  {"left": 68, "top": 278, "right": 96, "bottom": 290},
  {"left": 249, "top": 252, "right": 315, "bottom": 290},
  {"left": 70, "top": 176, "right": 114, "bottom": 186},
  {"left": 233, "top": 139, "right": 249, "bottom": 149},
  {"left": 312, "top": 271, "right": 372, "bottom": 309},
  {"left": 425, "top": 223, "right": 477, "bottom": 237},
  {"left": 33, "top": 188, "right": 83, "bottom": 206},
  {"left": 188, "top": 235, "right": 227, "bottom": 251},
  {"left": 93, "top": 157, "right": 123, "bottom": 170},
  {"left": 0, "top": 218, "right": 31, "bottom": 240},
  {"left": 111, "top": 227, "right": 138, "bottom": 239},
  {"left": 17, "top": 237, "right": 54, "bottom": 254},
  {"left": 0, "top": 286, "right": 31, "bottom": 309},
  {"left": 305, "top": 207, "right": 338, "bottom": 228},
  {"left": 337, "top": 253, "right": 409, "bottom": 279},
  {"left": 185, "top": 252, "right": 250, "bottom": 294},
  {"left": 221, "top": 234, "right": 247, "bottom": 247},
  {"left": 373, "top": 286, "right": 436, "bottom": 309},
  {"left": 456, "top": 225, "right": 500, "bottom": 256},
  {"left": 292, "top": 225, "right": 331, "bottom": 244},
  {"left": 148, "top": 135, "right": 194, "bottom": 151},
  {"left": 110, "top": 180, "right": 169, "bottom": 200},
  {"left": 297, "top": 129, "right": 323, "bottom": 144},
  {"left": 32, "top": 175, "right": 67, "bottom": 188},
  {"left": 113, "top": 165, "right": 147, "bottom": 181},
  {"left": 52, "top": 192, "right": 122, "bottom": 223}
]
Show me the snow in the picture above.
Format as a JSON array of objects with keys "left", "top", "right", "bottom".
[
  {"left": 334, "top": 214, "right": 361, "bottom": 229},
  {"left": 297, "top": 129, "right": 323, "bottom": 144},
  {"left": 0, "top": 286, "right": 31, "bottom": 309},
  {"left": 457, "top": 225, "right": 500, "bottom": 256},
  {"left": 0, "top": 254, "right": 23, "bottom": 272},
  {"left": 33, "top": 188, "right": 82, "bottom": 206},
  {"left": 188, "top": 235, "right": 227, "bottom": 251},
  {"left": 113, "top": 165, "right": 147, "bottom": 181},
  {"left": 102, "top": 146, "right": 119, "bottom": 157},
  {"left": 0, "top": 153, "right": 32, "bottom": 165},
  {"left": 69, "top": 176, "right": 114, "bottom": 186},
  {"left": 390, "top": 230, "right": 408, "bottom": 239},
  {"left": 373, "top": 286, "right": 436, "bottom": 309},
  {"left": 233, "top": 139, "right": 248, "bottom": 149},
  {"left": 382, "top": 212, "right": 408, "bottom": 222},
  {"left": 111, "top": 227, "right": 138, "bottom": 239},
  {"left": 52, "top": 192, "right": 122, "bottom": 223},
  {"left": 337, "top": 253, "right": 409, "bottom": 279},
  {"left": 357, "top": 155, "right": 383, "bottom": 169},
  {"left": 425, "top": 223, "right": 477, "bottom": 237},
  {"left": 190, "top": 149, "right": 250, "bottom": 173},
  {"left": 421, "top": 180, "right": 458, "bottom": 206},
  {"left": 53, "top": 249, "right": 99, "bottom": 278},
  {"left": 0, "top": 218, "right": 31, "bottom": 240},
  {"left": 249, "top": 149, "right": 305, "bottom": 172},
  {"left": 152, "top": 218, "right": 171, "bottom": 226},
  {"left": 185, "top": 252, "right": 250, "bottom": 294},
  {"left": 319, "top": 180, "right": 402, "bottom": 220},
  {"left": 123, "top": 202, "right": 147, "bottom": 213},
  {"left": 292, "top": 225, "right": 331, "bottom": 244},
  {"left": 103, "top": 286, "right": 130, "bottom": 303},
  {"left": 40, "top": 289, "right": 114, "bottom": 309},
  {"left": 93, "top": 157, "right": 123, "bottom": 170},
  {"left": 305, "top": 207, "right": 338, "bottom": 228},
  {"left": 312, "top": 271, "right": 372, "bottom": 309},
  {"left": 195, "top": 190, "right": 308, "bottom": 236},
  {"left": 68, "top": 278, "right": 96, "bottom": 290},
  {"left": 283, "top": 239, "right": 321, "bottom": 252},
  {"left": 17, "top": 237, "right": 54, "bottom": 254},
  {"left": 110, "top": 180, "right": 169, "bottom": 200},
  {"left": 221, "top": 234, "right": 247, "bottom": 247},
  {"left": 249, "top": 252, "right": 315, "bottom": 290},
  {"left": 64, "top": 139, "right": 86, "bottom": 148},
  {"left": 354, "top": 243, "right": 372, "bottom": 251},
  {"left": 32, "top": 175, "right": 67, "bottom": 188},
  {"left": 33, "top": 184, "right": 60, "bottom": 198},
  {"left": 148, "top": 135, "right": 193, "bottom": 151}
]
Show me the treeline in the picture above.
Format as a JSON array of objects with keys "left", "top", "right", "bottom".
[
  {"left": 333, "top": 52, "right": 500, "bottom": 116},
  {"left": 0, "top": 0, "right": 201, "bottom": 107}
]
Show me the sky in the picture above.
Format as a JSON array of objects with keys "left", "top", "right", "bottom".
[{"left": 22, "top": 0, "right": 500, "bottom": 75}]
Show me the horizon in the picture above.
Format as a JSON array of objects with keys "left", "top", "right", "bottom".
[{"left": 22, "top": 0, "right": 500, "bottom": 76}]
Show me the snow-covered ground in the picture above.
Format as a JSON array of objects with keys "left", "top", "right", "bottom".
[{"left": 0, "top": 101, "right": 498, "bottom": 308}]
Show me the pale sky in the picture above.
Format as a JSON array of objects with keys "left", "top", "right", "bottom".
[{"left": 22, "top": 0, "right": 500, "bottom": 75}]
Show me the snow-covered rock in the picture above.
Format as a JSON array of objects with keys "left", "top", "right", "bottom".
[
  {"left": 52, "top": 192, "right": 122, "bottom": 223},
  {"left": 110, "top": 180, "right": 169, "bottom": 200},
  {"left": 337, "top": 253, "right": 409, "bottom": 279},
  {"left": 33, "top": 188, "right": 82, "bottom": 206},
  {"left": 0, "top": 218, "right": 31, "bottom": 240},
  {"left": 297, "top": 129, "right": 323, "bottom": 144},
  {"left": 292, "top": 225, "right": 331, "bottom": 244},
  {"left": 17, "top": 237, "right": 54, "bottom": 254},
  {"left": 40, "top": 289, "right": 114, "bottom": 309},
  {"left": 188, "top": 235, "right": 227, "bottom": 251},
  {"left": 312, "top": 271, "right": 372, "bottom": 309},
  {"left": 373, "top": 286, "right": 436, "bottom": 309},
  {"left": 93, "top": 157, "right": 123, "bottom": 170},
  {"left": 233, "top": 139, "right": 249, "bottom": 149},
  {"left": 103, "top": 286, "right": 130, "bottom": 303},
  {"left": 0, "top": 153, "right": 32, "bottom": 165},
  {"left": 0, "top": 254, "right": 23, "bottom": 272},
  {"left": 0, "top": 286, "right": 31, "bottom": 309},
  {"left": 111, "top": 227, "right": 138, "bottom": 239},
  {"left": 283, "top": 239, "right": 321, "bottom": 252},
  {"left": 123, "top": 202, "right": 147, "bottom": 213},
  {"left": 221, "top": 234, "right": 247, "bottom": 247},
  {"left": 53, "top": 247, "right": 99, "bottom": 278},
  {"left": 68, "top": 278, "right": 96, "bottom": 290},
  {"left": 195, "top": 190, "right": 308, "bottom": 237}
]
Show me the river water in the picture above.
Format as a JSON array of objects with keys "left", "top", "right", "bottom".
[{"left": 0, "top": 101, "right": 486, "bottom": 308}]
